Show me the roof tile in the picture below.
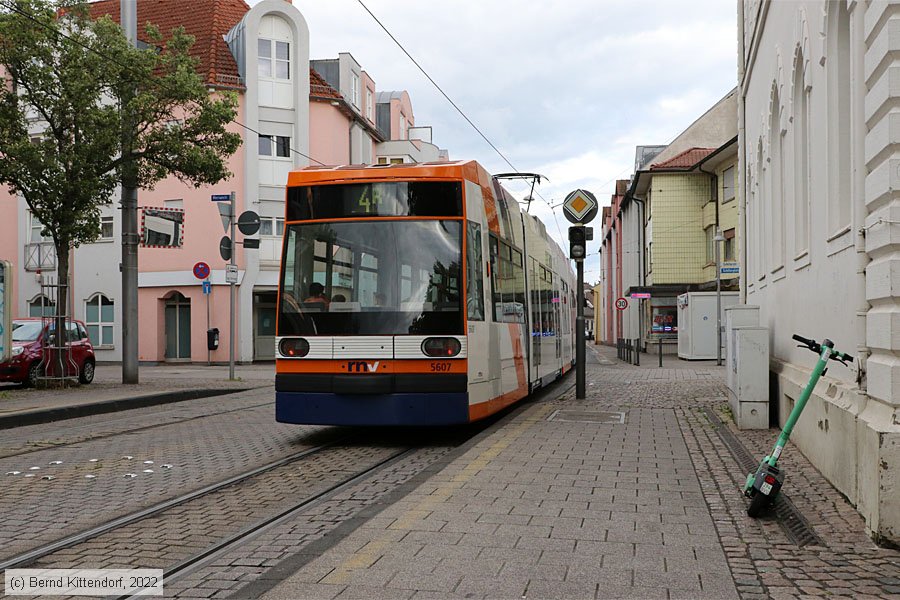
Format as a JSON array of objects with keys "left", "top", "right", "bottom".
[
  {"left": 650, "top": 147, "right": 716, "bottom": 170},
  {"left": 88, "top": 0, "right": 248, "bottom": 89}
]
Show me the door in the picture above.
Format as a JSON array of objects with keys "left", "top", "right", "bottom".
[
  {"left": 254, "top": 292, "right": 277, "bottom": 360},
  {"left": 165, "top": 293, "right": 191, "bottom": 361}
]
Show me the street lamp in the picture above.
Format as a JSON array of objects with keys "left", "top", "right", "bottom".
[{"left": 714, "top": 228, "right": 725, "bottom": 366}]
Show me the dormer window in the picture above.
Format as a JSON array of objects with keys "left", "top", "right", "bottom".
[
  {"left": 258, "top": 38, "right": 290, "bottom": 80},
  {"left": 351, "top": 72, "right": 360, "bottom": 108}
]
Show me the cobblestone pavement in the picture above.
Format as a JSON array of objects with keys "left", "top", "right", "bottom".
[
  {"left": 27, "top": 441, "right": 410, "bottom": 573},
  {"left": 0, "top": 388, "right": 272, "bottom": 458},
  {"left": 5, "top": 347, "right": 900, "bottom": 599},
  {"left": 0, "top": 387, "right": 335, "bottom": 561},
  {"left": 595, "top": 345, "right": 900, "bottom": 599},
  {"left": 0, "top": 362, "right": 275, "bottom": 418}
]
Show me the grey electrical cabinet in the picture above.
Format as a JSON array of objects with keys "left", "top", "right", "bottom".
[{"left": 730, "top": 326, "right": 769, "bottom": 429}]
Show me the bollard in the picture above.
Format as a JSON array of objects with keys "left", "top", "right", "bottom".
[
  {"left": 634, "top": 338, "right": 640, "bottom": 366},
  {"left": 658, "top": 337, "right": 663, "bottom": 367}
]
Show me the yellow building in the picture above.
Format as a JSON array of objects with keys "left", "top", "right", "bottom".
[{"left": 627, "top": 138, "right": 739, "bottom": 341}]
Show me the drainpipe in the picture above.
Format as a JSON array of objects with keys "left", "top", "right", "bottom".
[
  {"left": 632, "top": 197, "right": 645, "bottom": 351},
  {"left": 851, "top": 4, "right": 869, "bottom": 389},
  {"left": 737, "top": 0, "right": 748, "bottom": 303}
]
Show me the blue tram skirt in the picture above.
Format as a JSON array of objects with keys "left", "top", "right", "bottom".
[{"left": 276, "top": 391, "right": 470, "bottom": 426}]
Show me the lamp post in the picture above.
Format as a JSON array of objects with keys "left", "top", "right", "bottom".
[{"left": 714, "top": 228, "right": 725, "bottom": 366}]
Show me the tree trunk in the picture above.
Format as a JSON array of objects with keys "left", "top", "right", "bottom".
[{"left": 49, "top": 240, "right": 70, "bottom": 382}]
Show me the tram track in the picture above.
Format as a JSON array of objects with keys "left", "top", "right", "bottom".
[
  {"left": 0, "top": 395, "right": 273, "bottom": 460},
  {"left": 122, "top": 446, "right": 418, "bottom": 599},
  {"left": 0, "top": 434, "right": 352, "bottom": 570}
]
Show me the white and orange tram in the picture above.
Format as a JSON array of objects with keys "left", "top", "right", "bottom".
[{"left": 275, "top": 160, "right": 576, "bottom": 425}]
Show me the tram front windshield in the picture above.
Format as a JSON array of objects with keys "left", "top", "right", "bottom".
[{"left": 279, "top": 220, "right": 463, "bottom": 336}]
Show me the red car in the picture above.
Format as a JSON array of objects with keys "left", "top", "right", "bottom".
[{"left": 0, "top": 318, "right": 95, "bottom": 386}]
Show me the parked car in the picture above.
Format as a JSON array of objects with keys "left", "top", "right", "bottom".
[{"left": 0, "top": 318, "right": 95, "bottom": 386}]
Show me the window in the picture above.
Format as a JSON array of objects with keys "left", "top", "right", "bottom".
[
  {"left": 350, "top": 72, "right": 360, "bottom": 108},
  {"left": 258, "top": 38, "right": 290, "bottom": 80},
  {"left": 399, "top": 114, "right": 407, "bottom": 140},
  {"left": 100, "top": 216, "right": 113, "bottom": 241},
  {"left": 724, "top": 228, "right": 736, "bottom": 262},
  {"left": 28, "top": 295, "right": 55, "bottom": 317},
  {"left": 85, "top": 294, "right": 114, "bottom": 347},
  {"left": 366, "top": 89, "right": 373, "bottom": 121},
  {"left": 259, "top": 217, "right": 284, "bottom": 236},
  {"left": 259, "top": 135, "right": 291, "bottom": 158},
  {"left": 29, "top": 213, "right": 50, "bottom": 242},
  {"left": 705, "top": 226, "right": 715, "bottom": 264},
  {"left": 488, "top": 236, "right": 525, "bottom": 324},
  {"left": 465, "top": 221, "right": 484, "bottom": 321},
  {"left": 722, "top": 166, "right": 735, "bottom": 202}
]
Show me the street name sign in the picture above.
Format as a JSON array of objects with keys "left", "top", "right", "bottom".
[
  {"left": 562, "top": 189, "right": 598, "bottom": 224},
  {"left": 226, "top": 264, "right": 238, "bottom": 284},
  {"left": 720, "top": 261, "right": 740, "bottom": 276}
]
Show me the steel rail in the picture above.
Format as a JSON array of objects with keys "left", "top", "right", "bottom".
[
  {"left": 0, "top": 435, "right": 352, "bottom": 570},
  {"left": 121, "top": 447, "right": 418, "bottom": 598}
]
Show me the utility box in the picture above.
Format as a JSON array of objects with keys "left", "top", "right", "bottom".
[
  {"left": 731, "top": 326, "right": 769, "bottom": 429},
  {"left": 676, "top": 292, "right": 739, "bottom": 360},
  {"left": 725, "top": 305, "right": 760, "bottom": 393}
]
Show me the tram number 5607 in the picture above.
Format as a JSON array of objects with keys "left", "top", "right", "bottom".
[{"left": 429, "top": 362, "right": 452, "bottom": 372}]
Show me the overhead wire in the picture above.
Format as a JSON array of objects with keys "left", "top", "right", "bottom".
[
  {"left": 354, "top": 0, "right": 568, "bottom": 242},
  {"left": 0, "top": 0, "right": 328, "bottom": 166}
]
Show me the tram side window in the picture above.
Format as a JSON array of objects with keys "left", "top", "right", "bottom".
[
  {"left": 530, "top": 257, "right": 541, "bottom": 337},
  {"left": 492, "top": 239, "right": 525, "bottom": 323},
  {"left": 466, "top": 221, "right": 484, "bottom": 321},
  {"left": 489, "top": 235, "right": 500, "bottom": 321}
]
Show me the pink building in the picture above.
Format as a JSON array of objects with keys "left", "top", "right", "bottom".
[{"left": 0, "top": 0, "right": 446, "bottom": 364}]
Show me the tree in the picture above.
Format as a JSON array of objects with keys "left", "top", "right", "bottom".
[{"left": 0, "top": 0, "right": 240, "bottom": 378}]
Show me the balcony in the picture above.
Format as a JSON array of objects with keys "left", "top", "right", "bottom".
[{"left": 24, "top": 242, "right": 56, "bottom": 271}]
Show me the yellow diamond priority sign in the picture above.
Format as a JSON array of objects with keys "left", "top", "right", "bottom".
[{"left": 563, "top": 189, "right": 598, "bottom": 224}]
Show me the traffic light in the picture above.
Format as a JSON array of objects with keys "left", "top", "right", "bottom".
[{"left": 569, "top": 226, "right": 587, "bottom": 260}]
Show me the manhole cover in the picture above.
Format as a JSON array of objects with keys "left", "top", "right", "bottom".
[{"left": 548, "top": 410, "right": 625, "bottom": 424}]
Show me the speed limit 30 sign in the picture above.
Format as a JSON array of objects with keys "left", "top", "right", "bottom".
[{"left": 615, "top": 297, "right": 628, "bottom": 310}]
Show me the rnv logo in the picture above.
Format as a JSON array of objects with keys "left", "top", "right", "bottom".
[{"left": 347, "top": 361, "right": 380, "bottom": 372}]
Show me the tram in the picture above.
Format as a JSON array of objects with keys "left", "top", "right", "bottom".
[{"left": 275, "top": 160, "right": 575, "bottom": 425}]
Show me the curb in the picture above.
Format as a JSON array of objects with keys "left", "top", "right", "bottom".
[{"left": 0, "top": 388, "right": 250, "bottom": 430}]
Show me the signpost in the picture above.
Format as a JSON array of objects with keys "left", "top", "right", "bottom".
[
  {"left": 213, "top": 192, "right": 261, "bottom": 380},
  {"left": 563, "top": 189, "right": 598, "bottom": 400}
]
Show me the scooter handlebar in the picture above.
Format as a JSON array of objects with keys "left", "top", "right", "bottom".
[
  {"left": 793, "top": 334, "right": 854, "bottom": 365},
  {"left": 792, "top": 334, "right": 815, "bottom": 347}
]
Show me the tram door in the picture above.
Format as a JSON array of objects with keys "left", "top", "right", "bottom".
[{"left": 164, "top": 292, "right": 191, "bottom": 361}]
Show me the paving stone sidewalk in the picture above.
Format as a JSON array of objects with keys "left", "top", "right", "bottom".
[
  {"left": 260, "top": 344, "right": 900, "bottom": 600},
  {"left": 263, "top": 348, "right": 739, "bottom": 600}
]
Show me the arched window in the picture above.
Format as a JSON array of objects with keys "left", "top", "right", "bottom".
[
  {"left": 28, "top": 295, "right": 55, "bottom": 317},
  {"left": 827, "top": 0, "right": 851, "bottom": 235},
  {"left": 85, "top": 294, "right": 114, "bottom": 347},
  {"left": 793, "top": 49, "right": 810, "bottom": 257}
]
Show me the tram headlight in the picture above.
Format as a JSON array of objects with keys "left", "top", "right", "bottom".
[
  {"left": 279, "top": 338, "right": 310, "bottom": 358},
  {"left": 422, "top": 337, "right": 461, "bottom": 357}
]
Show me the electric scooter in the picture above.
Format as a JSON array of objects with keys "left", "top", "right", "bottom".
[{"left": 743, "top": 334, "right": 854, "bottom": 517}]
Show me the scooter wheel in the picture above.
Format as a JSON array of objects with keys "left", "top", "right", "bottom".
[{"left": 747, "top": 492, "right": 771, "bottom": 518}]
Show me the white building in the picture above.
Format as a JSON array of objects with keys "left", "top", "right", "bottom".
[{"left": 739, "top": 0, "right": 899, "bottom": 543}]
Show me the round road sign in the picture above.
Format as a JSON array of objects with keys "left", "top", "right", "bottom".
[
  {"left": 193, "top": 262, "right": 211, "bottom": 280},
  {"left": 615, "top": 297, "right": 628, "bottom": 310}
]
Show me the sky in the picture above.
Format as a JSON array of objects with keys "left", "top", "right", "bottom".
[{"left": 255, "top": 0, "right": 738, "bottom": 283}]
